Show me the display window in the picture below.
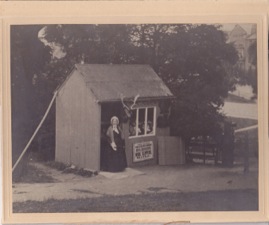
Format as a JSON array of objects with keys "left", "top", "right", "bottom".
[{"left": 129, "top": 107, "right": 156, "bottom": 137}]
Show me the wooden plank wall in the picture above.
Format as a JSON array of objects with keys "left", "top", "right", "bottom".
[
  {"left": 158, "top": 136, "right": 186, "bottom": 165},
  {"left": 56, "top": 70, "right": 101, "bottom": 171}
]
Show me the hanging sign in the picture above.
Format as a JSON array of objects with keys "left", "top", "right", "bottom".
[{"left": 133, "top": 141, "right": 154, "bottom": 162}]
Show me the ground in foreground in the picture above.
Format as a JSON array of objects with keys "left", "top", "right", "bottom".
[{"left": 13, "top": 188, "right": 257, "bottom": 213}]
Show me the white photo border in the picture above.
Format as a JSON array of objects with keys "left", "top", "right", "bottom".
[{"left": 1, "top": 1, "right": 269, "bottom": 223}]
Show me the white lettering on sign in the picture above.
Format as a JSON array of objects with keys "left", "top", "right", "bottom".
[{"left": 133, "top": 141, "right": 154, "bottom": 162}]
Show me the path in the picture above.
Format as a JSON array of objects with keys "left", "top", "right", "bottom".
[{"left": 13, "top": 160, "right": 258, "bottom": 203}]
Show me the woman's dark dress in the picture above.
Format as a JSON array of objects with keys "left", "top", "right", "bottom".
[{"left": 102, "top": 130, "right": 127, "bottom": 172}]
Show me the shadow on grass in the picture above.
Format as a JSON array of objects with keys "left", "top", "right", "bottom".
[
  {"left": 13, "top": 163, "right": 57, "bottom": 184},
  {"left": 13, "top": 188, "right": 258, "bottom": 213}
]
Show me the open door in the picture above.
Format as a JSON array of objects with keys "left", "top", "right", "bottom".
[{"left": 100, "top": 102, "right": 123, "bottom": 171}]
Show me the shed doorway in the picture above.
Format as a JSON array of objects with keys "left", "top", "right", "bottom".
[{"left": 100, "top": 102, "right": 124, "bottom": 171}]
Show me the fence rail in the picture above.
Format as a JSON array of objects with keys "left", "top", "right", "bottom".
[{"left": 186, "top": 140, "right": 219, "bottom": 164}]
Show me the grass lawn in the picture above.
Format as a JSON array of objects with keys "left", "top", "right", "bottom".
[{"left": 13, "top": 189, "right": 258, "bottom": 213}]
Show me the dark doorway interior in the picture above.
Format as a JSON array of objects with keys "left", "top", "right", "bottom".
[{"left": 100, "top": 102, "right": 123, "bottom": 170}]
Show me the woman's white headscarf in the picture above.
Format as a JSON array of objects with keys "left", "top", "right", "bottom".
[
  {"left": 111, "top": 116, "right": 119, "bottom": 134},
  {"left": 110, "top": 116, "right": 119, "bottom": 125}
]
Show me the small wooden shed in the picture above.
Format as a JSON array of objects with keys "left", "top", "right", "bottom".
[{"left": 55, "top": 64, "right": 182, "bottom": 171}]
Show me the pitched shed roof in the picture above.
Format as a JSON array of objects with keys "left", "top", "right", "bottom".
[{"left": 74, "top": 64, "right": 174, "bottom": 102}]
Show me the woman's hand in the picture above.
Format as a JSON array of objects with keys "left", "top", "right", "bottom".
[{"left": 111, "top": 142, "right": 117, "bottom": 151}]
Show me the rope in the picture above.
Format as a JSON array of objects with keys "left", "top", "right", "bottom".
[{"left": 12, "top": 92, "right": 58, "bottom": 172}]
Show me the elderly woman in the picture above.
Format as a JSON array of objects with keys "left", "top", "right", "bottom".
[{"left": 103, "top": 116, "right": 127, "bottom": 172}]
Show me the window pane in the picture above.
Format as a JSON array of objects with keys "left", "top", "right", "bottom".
[
  {"left": 129, "top": 107, "right": 155, "bottom": 138},
  {"left": 138, "top": 108, "right": 145, "bottom": 136},
  {"left": 147, "top": 108, "right": 154, "bottom": 134}
]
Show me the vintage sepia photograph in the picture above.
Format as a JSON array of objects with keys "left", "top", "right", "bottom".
[{"left": 10, "top": 23, "right": 260, "bottom": 214}]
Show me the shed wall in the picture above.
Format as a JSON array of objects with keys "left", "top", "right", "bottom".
[
  {"left": 56, "top": 70, "right": 101, "bottom": 170},
  {"left": 158, "top": 136, "right": 185, "bottom": 165}
]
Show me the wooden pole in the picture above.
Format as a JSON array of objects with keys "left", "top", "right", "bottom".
[{"left": 12, "top": 92, "right": 57, "bottom": 172}]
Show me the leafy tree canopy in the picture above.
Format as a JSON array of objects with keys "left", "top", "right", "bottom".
[{"left": 12, "top": 24, "right": 243, "bottom": 139}]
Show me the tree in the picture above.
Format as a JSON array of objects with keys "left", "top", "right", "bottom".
[
  {"left": 229, "top": 39, "right": 257, "bottom": 97},
  {"left": 167, "top": 25, "right": 239, "bottom": 138},
  {"left": 10, "top": 25, "right": 52, "bottom": 175},
  {"left": 12, "top": 24, "right": 240, "bottom": 151},
  {"left": 127, "top": 24, "right": 239, "bottom": 138},
  {"left": 246, "top": 40, "right": 257, "bottom": 95},
  {"left": 41, "top": 24, "right": 239, "bottom": 139}
]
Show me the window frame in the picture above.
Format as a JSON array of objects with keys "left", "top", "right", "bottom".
[{"left": 129, "top": 106, "right": 157, "bottom": 139}]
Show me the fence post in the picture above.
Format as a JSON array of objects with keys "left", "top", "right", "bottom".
[
  {"left": 222, "top": 122, "right": 234, "bottom": 167},
  {"left": 244, "top": 132, "right": 249, "bottom": 174}
]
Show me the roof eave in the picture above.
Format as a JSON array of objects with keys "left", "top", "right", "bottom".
[{"left": 98, "top": 95, "right": 175, "bottom": 104}]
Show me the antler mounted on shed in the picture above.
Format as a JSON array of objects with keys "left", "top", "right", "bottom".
[
  {"left": 120, "top": 93, "right": 140, "bottom": 120},
  {"left": 130, "top": 94, "right": 140, "bottom": 110}
]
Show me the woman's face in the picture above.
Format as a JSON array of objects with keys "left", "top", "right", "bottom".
[{"left": 111, "top": 118, "right": 119, "bottom": 126}]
